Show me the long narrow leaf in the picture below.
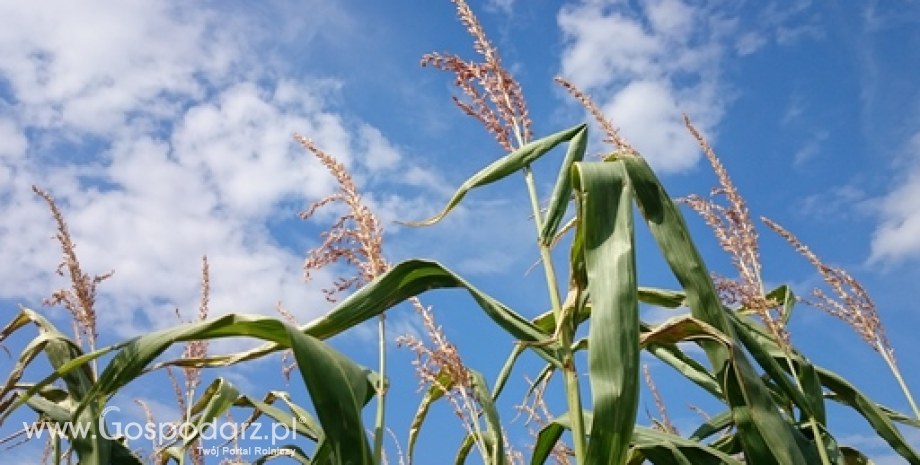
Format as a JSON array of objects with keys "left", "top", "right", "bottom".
[
  {"left": 539, "top": 411, "right": 743, "bottom": 465},
  {"left": 573, "top": 160, "right": 638, "bottom": 465},
  {"left": 732, "top": 312, "right": 920, "bottom": 461},
  {"left": 622, "top": 155, "right": 815, "bottom": 463},
  {"left": 539, "top": 124, "right": 588, "bottom": 244},
  {"left": 407, "top": 370, "right": 453, "bottom": 463},
  {"left": 404, "top": 124, "right": 587, "bottom": 227},
  {"left": 0, "top": 308, "right": 113, "bottom": 463},
  {"left": 166, "top": 260, "right": 563, "bottom": 373},
  {"left": 470, "top": 370, "right": 507, "bottom": 464},
  {"left": 233, "top": 391, "right": 324, "bottom": 441},
  {"left": 176, "top": 378, "right": 241, "bottom": 455}
]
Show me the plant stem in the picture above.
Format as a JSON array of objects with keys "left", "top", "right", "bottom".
[
  {"left": 522, "top": 164, "right": 587, "bottom": 463},
  {"left": 53, "top": 432, "right": 61, "bottom": 465},
  {"left": 372, "top": 314, "right": 387, "bottom": 464},
  {"left": 877, "top": 340, "right": 920, "bottom": 420}
]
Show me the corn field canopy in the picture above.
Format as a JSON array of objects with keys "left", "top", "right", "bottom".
[{"left": 1, "top": 1, "right": 919, "bottom": 465}]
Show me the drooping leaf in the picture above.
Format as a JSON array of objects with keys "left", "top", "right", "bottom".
[
  {"left": 174, "top": 378, "right": 241, "bottom": 455},
  {"left": 232, "top": 391, "right": 324, "bottom": 442},
  {"left": 285, "top": 324, "right": 375, "bottom": 464},
  {"left": 169, "top": 260, "right": 563, "bottom": 372},
  {"left": 404, "top": 124, "right": 587, "bottom": 227}
]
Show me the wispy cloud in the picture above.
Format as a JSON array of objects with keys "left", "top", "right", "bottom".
[
  {"left": 794, "top": 183, "right": 867, "bottom": 222},
  {"left": 486, "top": 0, "right": 515, "bottom": 15},
  {"left": 735, "top": 31, "right": 768, "bottom": 56}
]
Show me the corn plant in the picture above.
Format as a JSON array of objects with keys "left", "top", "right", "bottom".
[{"left": 2, "top": 1, "right": 919, "bottom": 464}]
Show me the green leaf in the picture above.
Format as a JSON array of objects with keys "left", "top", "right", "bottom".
[
  {"left": 640, "top": 316, "right": 732, "bottom": 348},
  {"left": 285, "top": 324, "right": 375, "bottom": 464},
  {"left": 0, "top": 308, "right": 114, "bottom": 464},
  {"left": 177, "top": 378, "right": 241, "bottom": 454},
  {"left": 232, "top": 391, "right": 324, "bottom": 441},
  {"left": 470, "top": 370, "right": 507, "bottom": 464},
  {"left": 0, "top": 308, "right": 99, "bottom": 413},
  {"left": 766, "top": 285, "right": 796, "bottom": 327},
  {"left": 491, "top": 343, "right": 527, "bottom": 401},
  {"left": 572, "top": 160, "right": 638, "bottom": 465},
  {"left": 538, "top": 411, "right": 743, "bottom": 465},
  {"left": 403, "top": 124, "right": 587, "bottom": 227},
  {"left": 186, "top": 260, "right": 562, "bottom": 372},
  {"left": 531, "top": 420, "right": 565, "bottom": 465},
  {"left": 621, "top": 156, "right": 815, "bottom": 463},
  {"left": 408, "top": 370, "right": 453, "bottom": 463},
  {"left": 632, "top": 426, "right": 744, "bottom": 465},
  {"left": 688, "top": 409, "right": 733, "bottom": 441},
  {"left": 818, "top": 365, "right": 920, "bottom": 462},
  {"left": 731, "top": 311, "right": 920, "bottom": 462},
  {"left": 642, "top": 340, "right": 723, "bottom": 399},
  {"left": 727, "top": 311, "right": 819, "bottom": 421},
  {"left": 839, "top": 446, "right": 873, "bottom": 465},
  {"left": 539, "top": 124, "right": 588, "bottom": 244},
  {"left": 10, "top": 258, "right": 558, "bottom": 424}
]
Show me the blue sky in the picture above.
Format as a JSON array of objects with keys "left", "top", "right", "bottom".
[{"left": 1, "top": 0, "right": 919, "bottom": 463}]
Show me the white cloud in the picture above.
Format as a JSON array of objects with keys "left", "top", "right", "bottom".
[
  {"left": 558, "top": 6, "right": 663, "bottom": 91},
  {"left": 0, "top": 1, "right": 432, "bottom": 341},
  {"left": 869, "top": 155, "right": 920, "bottom": 265},
  {"left": 0, "top": 1, "right": 244, "bottom": 135},
  {"left": 557, "top": 0, "right": 732, "bottom": 173},
  {"left": 555, "top": 0, "right": 832, "bottom": 173},
  {"left": 756, "top": 1, "right": 825, "bottom": 48},
  {"left": 644, "top": 0, "right": 697, "bottom": 39},
  {"left": 0, "top": 118, "right": 27, "bottom": 158},
  {"left": 601, "top": 80, "right": 702, "bottom": 171},
  {"left": 868, "top": 129, "right": 920, "bottom": 265}
]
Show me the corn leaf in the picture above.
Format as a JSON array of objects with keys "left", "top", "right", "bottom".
[
  {"left": 731, "top": 312, "right": 920, "bottom": 461},
  {"left": 175, "top": 378, "right": 241, "bottom": 455},
  {"left": 621, "top": 155, "right": 816, "bottom": 463},
  {"left": 285, "top": 324, "right": 375, "bottom": 464},
  {"left": 232, "top": 391, "right": 324, "bottom": 441},
  {"left": 573, "top": 160, "right": 638, "bottom": 465},
  {"left": 0, "top": 308, "right": 115, "bottom": 464},
  {"left": 470, "top": 370, "right": 507, "bottom": 465},
  {"left": 407, "top": 370, "right": 453, "bottom": 463},
  {"left": 535, "top": 411, "right": 743, "bottom": 465},
  {"left": 165, "top": 260, "right": 563, "bottom": 373},
  {"left": 404, "top": 124, "right": 587, "bottom": 227},
  {"left": 539, "top": 124, "right": 588, "bottom": 244}
]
